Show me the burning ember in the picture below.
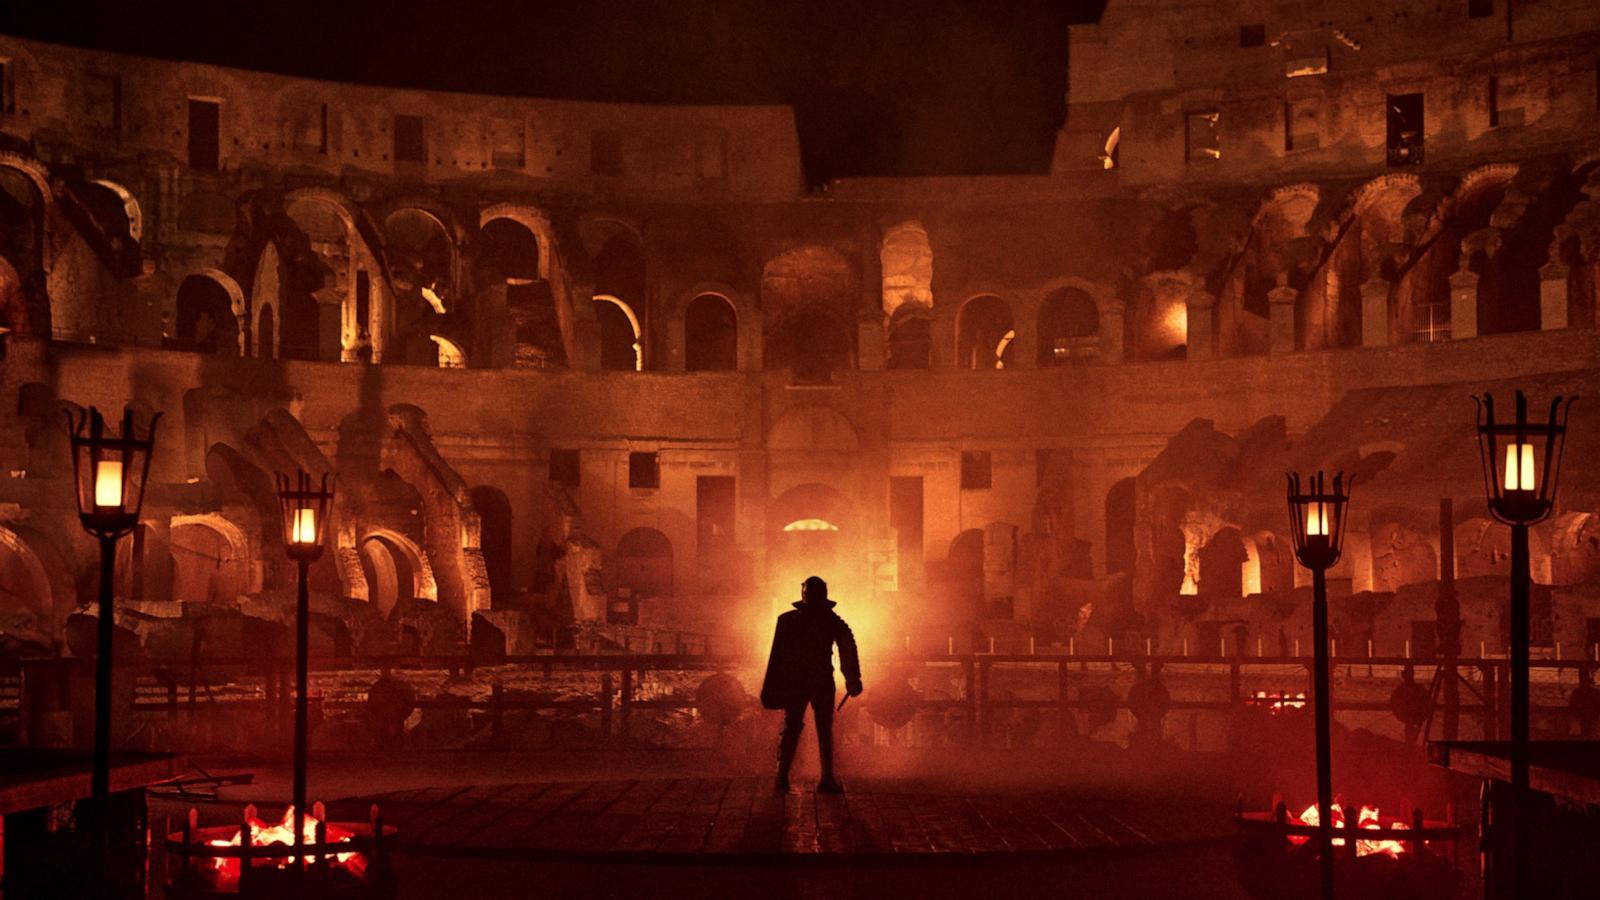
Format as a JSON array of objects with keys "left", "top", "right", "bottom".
[
  {"left": 205, "top": 805, "right": 365, "bottom": 889},
  {"left": 1288, "top": 803, "right": 1409, "bottom": 858},
  {"left": 1250, "top": 690, "right": 1307, "bottom": 713}
]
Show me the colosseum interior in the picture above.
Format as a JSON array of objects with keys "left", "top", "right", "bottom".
[{"left": 2, "top": 2, "right": 1600, "bottom": 896}]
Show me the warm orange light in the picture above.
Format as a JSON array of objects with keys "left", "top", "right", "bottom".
[
  {"left": 94, "top": 460, "right": 124, "bottom": 508},
  {"left": 1305, "top": 502, "right": 1329, "bottom": 537},
  {"left": 292, "top": 508, "right": 317, "bottom": 545},
  {"left": 1503, "top": 443, "right": 1536, "bottom": 491}
]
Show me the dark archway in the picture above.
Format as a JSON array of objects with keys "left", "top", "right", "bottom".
[
  {"left": 481, "top": 217, "right": 564, "bottom": 368},
  {"left": 886, "top": 308, "right": 931, "bottom": 369},
  {"left": 172, "top": 275, "right": 239, "bottom": 354},
  {"left": 594, "top": 296, "right": 641, "bottom": 371},
  {"left": 1197, "top": 527, "right": 1247, "bottom": 601},
  {"left": 956, "top": 295, "right": 1014, "bottom": 369},
  {"left": 360, "top": 533, "right": 420, "bottom": 617},
  {"left": 684, "top": 293, "right": 738, "bottom": 371},
  {"left": 615, "top": 527, "right": 674, "bottom": 600},
  {"left": 948, "top": 529, "right": 986, "bottom": 616},
  {"left": 1038, "top": 288, "right": 1099, "bottom": 365},
  {"left": 470, "top": 486, "right": 514, "bottom": 603},
  {"left": 1105, "top": 478, "right": 1136, "bottom": 576},
  {"left": 766, "top": 308, "right": 853, "bottom": 382}
]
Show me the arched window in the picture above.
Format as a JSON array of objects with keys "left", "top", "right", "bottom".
[
  {"left": 956, "top": 295, "right": 1014, "bottom": 370},
  {"left": 886, "top": 308, "right": 931, "bottom": 370},
  {"left": 256, "top": 303, "right": 276, "bottom": 359},
  {"left": 616, "top": 527, "right": 674, "bottom": 599},
  {"left": 684, "top": 293, "right": 738, "bottom": 371},
  {"left": 1038, "top": 288, "right": 1099, "bottom": 365},
  {"left": 470, "top": 486, "right": 514, "bottom": 601},
  {"left": 172, "top": 275, "right": 239, "bottom": 354},
  {"left": 481, "top": 217, "right": 564, "bottom": 368},
  {"left": 594, "top": 295, "right": 642, "bottom": 371}
]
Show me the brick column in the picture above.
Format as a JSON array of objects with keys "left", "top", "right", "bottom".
[
  {"left": 1539, "top": 261, "right": 1569, "bottom": 331},
  {"left": 1361, "top": 278, "right": 1391, "bottom": 347},
  {"left": 1448, "top": 265, "right": 1478, "bottom": 340},
  {"left": 1268, "top": 284, "right": 1297, "bottom": 355},
  {"left": 1186, "top": 291, "right": 1215, "bottom": 360}
]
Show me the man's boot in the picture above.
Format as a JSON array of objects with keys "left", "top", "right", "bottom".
[{"left": 775, "top": 717, "right": 803, "bottom": 792}]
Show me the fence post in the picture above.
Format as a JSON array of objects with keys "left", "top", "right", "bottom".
[
  {"left": 964, "top": 657, "right": 978, "bottom": 747},
  {"left": 619, "top": 668, "right": 633, "bottom": 743},
  {"left": 600, "top": 671, "right": 614, "bottom": 738}
]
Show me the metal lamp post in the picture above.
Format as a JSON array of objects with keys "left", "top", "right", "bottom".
[
  {"left": 275, "top": 469, "right": 334, "bottom": 867},
  {"left": 1473, "top": 390, "right": 1574, "bottom": 890},
  {"left": 66, "top": 407, "right": 160, "bottom": 823},
  {"left": 1287, "top": 470, "right": 1352, "bottom": 900}
]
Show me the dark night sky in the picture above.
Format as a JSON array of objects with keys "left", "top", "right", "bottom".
[{"left": 0, "top": 0, "right": 1104, "bottom": 183}]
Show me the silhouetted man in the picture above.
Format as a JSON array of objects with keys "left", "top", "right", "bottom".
[{"left": 761, "top": 576, "right": 862, "bottom": 793}]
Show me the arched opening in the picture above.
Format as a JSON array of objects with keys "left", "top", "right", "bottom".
[
  {"left": 595, "top": 232, "right": 643, "bottom": 366},
  {"left": 880, "top": 221, "right": 932, "bottom": 320},
  {"left": 594, "top": 294, "right": 642, "bottom": 371},
  {"left": 170, "top": 518, "right": 246, "bottom": 604},
  {"left": 360, "top": 532, "right": 420, "bottom": 617},
  {"left": 285, "top": 195, "right": 364, "bottom": 361},
  {"left": 614, "top": 527, "right": 674, "bottom": 601},
  {"left": 470, "top": 486, "right": 515, "bottom": 603},
  {"left": 81, "top": 179, "right": 141, "bottom": 248},
  {"left": 0, "top": 526, "right": 55, "bottom": 631},
  {"left": 430, "top": 334, "right": 466, "bottom": 368},
  {"left": 480, "top": 217, "right": 563, "bottom": 368},
  {"left": 956, "top": 295, "right": 1015, "bottom": 370},
  {"left": 1105, "top": 478, "right": 1136, "bottom": 576},
  {"left": 1197, "top": 527, "right": 1246, "bottom": 601},
  {"left": 766, "top": 308, "right": 853, "bottom": 382},
  {"left": 768, "top": 482, "right": 857, "bottom": 594},
  {"left": 1037, "top": 287, "right": 1100, "bottom": 365},
  {"left": 383, "top": 208, "right": 452, "bottom": 312},
  {"left": 172, "top": 274, "right": 239, "bottom": 354},
  {"left": 1241, "top": 530, "right": 1293, "bottom": 595},
  {"left": 948, "top": 529, "right": 986, "bottom": 616},
  {"left": 256, "top": 303, "right": 276, "bottom": 359},
  {"left": 886, "top": 307, "right": 931, "bottom": 370},
  {"left": 1547, "top": 512, "right": 1600, "bottom": 585},
  {"left": 684, "top": 293, "right": 738, "bottom": 371}
]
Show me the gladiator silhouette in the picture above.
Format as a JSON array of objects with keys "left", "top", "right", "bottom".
[{"left": 761, "top": 576, "right": 862, "bottom": 793}]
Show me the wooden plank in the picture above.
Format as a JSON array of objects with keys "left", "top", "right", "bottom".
[{"left": 430, "top": 782, "right": 559, "bottom": 849}]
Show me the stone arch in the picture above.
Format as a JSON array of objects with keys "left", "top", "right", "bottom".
[
  {"left": 383, "top": 206, "right": 456, "bottom": 317},
  {"left": 1241, "top": 530, "right": 1294, "bottom": 595},
  {"left": 172, "top": 271, "right": 244, "bottom": 355},
  {"left": 1037, "top": 286, "right": 1100, "bottom": 365},
  {"left": 1105, "top": 478, "right": 1136, "bottom": 576},
  {"left": 886, "top": 303, "right": 932, "bottom": 370},
  {"left": 768, "top": 482, "right": 857, "bottom": 594},
  {"left": 0, "top": 524, "right": 62, "bottom": 631},
  {"left": 1453, "top": 516, "right": 1554, "bottom": 581},
  {"left": 880, "top": 220, "right": 933, "bottom": 319},
  {"left": 591, "top": 230, "right": 646, "bottom": 356},
  {"left": 1545, "top": 512, "right": 1600, "bottom": 585},
  {"left": 594, "top": 293, "right": 643, "bottom": 371},
  {"left": 430, "top": 334, "right": 467, "bottom": 368},
  {"left": 285, "top": 189, "right": 389, "bottom": 363},
  {"left": 1219, "top": 188, "right": 1317, "bottom": 356},
  {"left": 169, "top": 514, "right": 250, "bottom": 604},
  {"left": 359, "top": 527, "right": 437, "bottom": 616},
  {"left": 479, "top": 213, "right": 564, "bottom": 368},
  {"left": 955, "top": 294, "right": 1015, "bottom": 369},
  {"left": 479, "top": 204, "right": 554, "bottom": 280},
  {"left": 614, "top": 526, "right": 674, "bottom": 600},
  {"left": 85, "top": 179, "right": 142, "bottom": 244},
  {"left": 683, "top": 291, "right": 740, "bottom": 372},
  {"left": 1129, "top": 271, "right": 1193, "bottom": 361}
]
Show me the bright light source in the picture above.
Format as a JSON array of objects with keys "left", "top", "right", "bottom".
[{"left": 782, "top": 518, "right": 839, "bottom": 532}]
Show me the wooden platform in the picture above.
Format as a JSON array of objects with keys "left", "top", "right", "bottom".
[{"left": 327, "top": 778, "right": 1229, "bottom": 860}]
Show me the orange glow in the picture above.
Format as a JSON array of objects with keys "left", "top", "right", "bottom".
[
  {"left": 94, "top": 460, "right": 124, "bottom": 508},
  {"left": 782, "top": 518, "right": 839, "bottom": 532},
  {"left": 1503, "top": 443, "right": 1535, "bottom": 491},
  {"left": 206, "top": 806, "right": 364, "bottom": 889},
  {"left": 1305, "top": 503, "right": 1328, "bottom": 537},
  {"left": 1290, "top": 803, "right": 1409, "bottom": 858},
  {"left": 292, "top": 508, "right": 317, "bottom": 545}
]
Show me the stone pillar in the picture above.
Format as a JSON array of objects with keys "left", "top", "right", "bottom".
[
  {"left": 1097, "top": 300, "right": 1125, "bottom": 363},
  {"left": 1539, "top": 261, "right": 1569, "bottom": 331},
  {"left": 1185, "top": 291, "right": 1215, "bottom": 360},
  {"left": 1268, "top": 285, "right": 1298, "bottom": 355},
  {"left": 1361, "top": 278, "right": 1391, "bottom": 347},
  {"left": 857, "top": 314, "right": 885, "bottom": 370},
  {"left": 1448, "top": 266, "right": 1478, "bottom": 340}
]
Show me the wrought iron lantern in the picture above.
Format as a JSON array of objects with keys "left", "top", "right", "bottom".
[
  {"left": 1474, "top": 390, "right": 1574, "bottom": 526},
  {"left": 1286, "top": 471, "right": 1351, "bottom": 572},
  {"left": 276, "top": 470, "right": 334, "bottom": 561},
  {"left": 67, "top": 407, "right": 161, "bottom": 539}
]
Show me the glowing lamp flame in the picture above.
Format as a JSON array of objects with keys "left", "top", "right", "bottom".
[
  {"left": 782, "top": 518, "right": 839, "bottom": 532},
  {"left": 1305, "top": 502, "right": 1329, "bottom": 537},
  {"left": 1503, "top": 443, "right": 1536, "bottom": 492},
  {"left": 94, "top": 460, "right": 124, "bottom": 508},
  {"left": 291, "top": 508, "right": 317, "bottom": 545}
]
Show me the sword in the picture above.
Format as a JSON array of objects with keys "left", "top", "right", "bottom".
[{"left": 837, "top": 694, "right": 851, "bottom": 712}]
